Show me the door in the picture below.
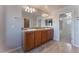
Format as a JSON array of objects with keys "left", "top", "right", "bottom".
[{"left": 5, "top": 6, "right": 23, "bottom": 49}]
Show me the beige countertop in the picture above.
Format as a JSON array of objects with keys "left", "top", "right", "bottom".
[{"left": 23, "top": 27, "right": 53, "bottom": 32}]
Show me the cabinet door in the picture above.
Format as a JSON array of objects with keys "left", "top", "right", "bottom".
[
  {"left": 49, "top": 29, "right": 53, "bottom": 40},
  {"left": 50, "top": 29, "right": 54, "bottom": 40},
  {"left": 41, "top": 30, "right": 47, "bottom": 43},
  {"left": 47, "top": 30, "right": 51, "bottom": 41},
  {"left": 34, "top": 31, "right": 41, "bottom": 47},
  {"left": 23, "top": 31, "right": 34, "bottom": 50},
  {"left": 52, "top": 29, "right": 54, "bottom": 39},
  {"left": 47, "top": 29, "right": 54, "bottom": 41},
  {"left": 46, "top": 30, "right": 49, "bottom": 41}
]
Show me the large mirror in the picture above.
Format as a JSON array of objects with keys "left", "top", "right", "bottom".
[{"left": 45, "top": 18, "right": 53, "bottom": 26}]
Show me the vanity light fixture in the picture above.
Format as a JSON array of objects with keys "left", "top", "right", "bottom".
[
  {"left": 25, "top": 6, "right": 36, "bottom": 13},
  {"left": 25, "top": 6, "right": 29, "bottom": 12}
]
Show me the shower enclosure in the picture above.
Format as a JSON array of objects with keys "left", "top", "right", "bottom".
[{"left": 59, "top": 12, "right": 72, "bottom": 43}]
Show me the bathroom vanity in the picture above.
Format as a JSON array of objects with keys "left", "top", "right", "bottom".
[{"left": 23, "top": 27, "right": 54, "bottom": 51}]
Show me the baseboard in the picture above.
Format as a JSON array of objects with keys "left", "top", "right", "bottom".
[{"left": 6, "top": 46, "right": 22, "bottom": 53}]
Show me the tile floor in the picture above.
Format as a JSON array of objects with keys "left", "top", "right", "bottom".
[{"left": 11, "top": 40, "right": 79, "bottom": 53}]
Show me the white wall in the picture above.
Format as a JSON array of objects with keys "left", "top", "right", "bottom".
[
  {"left": 5, "top": 6, "right": 23, "bottom": 50},
  {"left": 0, "top": 6, "right": 23, "bottom": 52},
  {"left": 53, "top": 19, "right": 60, "bottom": 41}
]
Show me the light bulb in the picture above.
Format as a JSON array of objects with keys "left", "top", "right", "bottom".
[
  {"left": 30, "top": 8, "right": 33, "bottom": 13},
  {"left": 32, "top": 8, "right": 36, "bottom": 12},
  {"left": 26, "top": 6, "right": 29, "bottom": 10},
  {"left": 25, "top": 8, "right": 28, "bottom": 11},
  {"left": 25, "top": 6, "right": 29, "bottom": 12}
]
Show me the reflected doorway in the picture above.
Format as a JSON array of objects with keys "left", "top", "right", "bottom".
[{"left": 24, "top": 17, "right": 29, "bottom": 28}]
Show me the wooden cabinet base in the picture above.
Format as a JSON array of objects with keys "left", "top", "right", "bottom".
[
  {"left": 34, "top": 31, "right": 41, "bottom": 47},
  {"left": 23, "top": 31, "right": 34, "bottom": 51},
  {"left": 23, "top": 28, "right": 54, "bottom": 51},
  {"left": 41, "top": 30, "right": 47, "bottom": 44}
]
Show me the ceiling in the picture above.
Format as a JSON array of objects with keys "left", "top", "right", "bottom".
[
  {"left": 30, "top": 5, "right": 67, "bottom": 14},
  {"left": 22, "top": 5, "right": 68, "bottom": 18}
]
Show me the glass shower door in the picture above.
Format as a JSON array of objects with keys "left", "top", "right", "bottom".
[{"left": 59, "top": 13, "right": 72, "bottom": 43}]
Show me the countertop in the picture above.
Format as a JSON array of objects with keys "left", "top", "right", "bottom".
[{"left": 23, "top": 27, "right": 53, "bottom": 32}]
